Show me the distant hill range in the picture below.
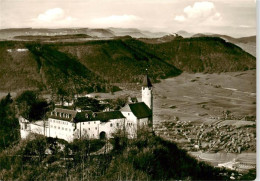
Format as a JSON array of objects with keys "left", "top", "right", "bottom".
[
  {"left": 0, "top": 28, "right": 168, "bottom": 40},
  {"left": 176, "top": 30, "right": 256, "bottom": 57},
  {"left": 1, "top": 28, "right": 255, "bottom": 57},
  {"left": 0, "top": 31, "right": 256, "bottom": 93}
]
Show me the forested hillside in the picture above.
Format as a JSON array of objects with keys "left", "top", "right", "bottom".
[{"left": 0, "top": 36, "right": 255, "bottom": 93}]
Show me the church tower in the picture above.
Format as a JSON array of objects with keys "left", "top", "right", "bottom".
[{"left": 142, "top": 74, "right": 153, "bottom": 111}]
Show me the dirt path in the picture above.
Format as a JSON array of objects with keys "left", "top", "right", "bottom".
[{"left": 90, "top": 142, "right": 113, "bottom": 155}]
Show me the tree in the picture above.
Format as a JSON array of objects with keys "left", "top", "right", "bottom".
[
  {"left": 0, "top": 93, "right": 19, "bottom": 151},
  {"left": 16, "top": 90, "right": 49, "bottom": 121},
  {"left": 57, "top": 88, "right": 68, "bottom": 106},
  {"left": 74, "top": 97, "right": 105, "bottom": 112}
]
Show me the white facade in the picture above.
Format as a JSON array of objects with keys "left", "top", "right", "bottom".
[
  {"left": 19, "top": 116, "right": 30, "bottom": 139},
  {"left": 121, "top": 111, "right": 138, "bottom": 137},
  {"left": 19, "top": 117, "right": 49, "bottom": 139},
  {"left": 48, "top": 118, "right": 75, "bottom": 142},
  {"left": 142, "top": 87, "right": 153, "bottom": 110},
  {"left": 75, "top": 118, "right": 125, "bottom": 139}
]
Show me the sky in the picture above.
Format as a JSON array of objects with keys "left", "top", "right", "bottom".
[{"left": 0, "top": 0, "right": 257, "bottom": 37}]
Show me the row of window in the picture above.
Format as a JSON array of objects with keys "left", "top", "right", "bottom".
[
  {"left": 82, "top": 127, "right": 98, "bottom": 131},
  {"left": 127, "top": 122, "right": 133, "bottom": 126},
  {"left": 51, "top": 112, "right": 72, "bottom": 119},
  {"left": 110, "top": 123, "right": 120, "bottom": 127},
  {"left": 50, "top": 119, "right": 68, "bottom": 125},
  {"left": 50, "top": 125, "right": 72, "bottom": 131},
  {"left": 50, "top": 119, "right": 75, "bottom": 126},
  {"left": 82, "top": 121, "right": 96, "bottom": 125}
]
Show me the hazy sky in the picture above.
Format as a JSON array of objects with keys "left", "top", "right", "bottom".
[{"left": 0, "top": 0, "right": 257, "bottom": 37}]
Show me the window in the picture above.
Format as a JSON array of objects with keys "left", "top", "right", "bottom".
[
  {"left": 54, "top": 126, "right": 56, "bottom": 128},
  {"left": 117, "top": 123, "right": 119, "bottom": 127},
  {"left": 85, "top": 114, "right": 89, "bottom": 118},
  {"left": 62, "top": 127, "right": 64, "bottom": 130},
  {"left": 95, "top": 127, "right": 97, "bottom": 130},
  {"left": 83, "top": 122, "right": 84, "bottom": 125},
  {"left": 58, "top": 127, "right": 60, "bottom": 129},
  {"left": 88, "top": 122, "right": 90, "bottom": 124},
  {"left": 128, "top": 113, "right": 130, "bottom": 115},
  {"left": 94, "top": 121, "right": 96, "bottom": 124},
  {"left": 110, "top": 123, "right": 113, "bottom": 127},
  {"left": 65, "top": 128, "right": 67, "bottom": 131},
  {"left": 89, "top": 128, "right": 90, "bottom": 130}
]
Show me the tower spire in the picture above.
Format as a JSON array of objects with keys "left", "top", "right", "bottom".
[
  {"left": 143, "top": 67, "right": 152, "bottom": 88},
  {"left": 142, "top": 66, "right": 153, "bottom": 130}
]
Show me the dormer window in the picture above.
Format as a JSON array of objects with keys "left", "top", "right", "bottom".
[{"left": 85, "top": 114, "right": 89, "bottom": 119}]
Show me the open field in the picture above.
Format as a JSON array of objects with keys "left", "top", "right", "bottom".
[
  {"left": 153, "top": 70, "right": 256, "bottom": 125},
  {"left": 189, "top": 152, "right": 256, "bottom": 167}
]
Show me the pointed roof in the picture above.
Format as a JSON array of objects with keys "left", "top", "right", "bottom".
[
  {"left": 142, "top": 75, "right": 152, "bottom": 87},
  {"left": 121, "top": 102, "right": 152, "bottom": 119}
]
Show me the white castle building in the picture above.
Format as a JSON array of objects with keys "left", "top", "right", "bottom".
[{"left": 19, "top": 75, "right": 153, "bottom": 142}]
